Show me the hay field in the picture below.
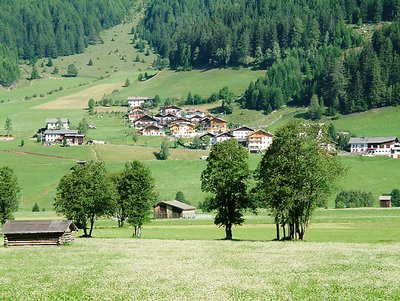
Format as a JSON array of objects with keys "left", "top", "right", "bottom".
[
  {"left": 1, "top": 238, "right": 400, "bottom": 300},
  {"left": 32, "top": 83, "right": 122, "bottom": 110}
]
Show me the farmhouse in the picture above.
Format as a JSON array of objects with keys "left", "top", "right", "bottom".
[
  {"left": 46, "top": 118, "right": 69, "bottom": 130},
  {"left": 160, "top": 105, "right": 182, "bottom": 116},
  {"left": 127, "top": 107, "right": 147, "bottom": 123},
  {"left": 154, "top": 113, "right": 177, "bottom": 125},
  {"left": 349, "top": 136, "right": 399, "bottom": 156},
  {"left": 182, "top": 108, "right": 205, "bottom": 119},
  {"left": 229, "top": 126, "right": 254, "bottom": 140},
  {"left": 247, "top": 130, "right": 273, "bottom": 153},
  {"left": 390, "top": 143, "right": 400, "bottom": 158},
  {"left": 379, "top": 195, "right": 391, "bottom": 207},
  {"left": 169, "top": 120, "right": 196, "bottom": 138},
  {"left": 2, "top": 220, "right": 78, "bottom": 247},
  {"left": 201, "top": 117, "right": 228, "bottom": 134},
  {"left": 211, "top": 132, "right": 234, "bottom": 145},
  {"left": 190, "top": 115, "right": 204, "bottom": 123},
  {"left": 43, "top": 129, "right": 84, "bottom": 145},
  {"left": 153, "top": 200, "right": 196, "bottom": 219},
  {"left": 140, "top": 125, "right": 165, "bottom": 136},
  {"left": 133, "top": 115, "right": 159, "bottom": 129},
  {"left": 127, "top": 96, "right": 154, "bottom": 107}
]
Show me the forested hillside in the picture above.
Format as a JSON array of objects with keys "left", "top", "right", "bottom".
[
  {"left": 0, "top": 0, "right": 135, "bottom": 86},
  {"left": 140, "top": 0, "right": 400, "bottom": 115}
]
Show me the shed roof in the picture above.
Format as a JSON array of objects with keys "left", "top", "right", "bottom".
[
  {"left": 43, "top": 129, "right": 79, "bottom": 135},
  {"left": 46, "top": 118, "right": 69, "bottom": 124},
  {"left": 379, "top": 196, "right": 392, "bottom": 201},
  {"left": 157, "top": 200, "right": 196, "bottom": 211},
  {"left": 2, "top": 220, "right": 78, "bottom": 234}
]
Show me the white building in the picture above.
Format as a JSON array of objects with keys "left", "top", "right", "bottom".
[
  {"left": 349, "top": 136, "right": 399, "bottom": 156},
  {"left": 43, "top": 130, "right": 84, "bottom": 145},
  {"left": 247, "top": 130, "right": 273, "bottom": 153},
  {"left": 229, "top": 126, "right": 254, "bottom": 140},
  {"left": 46, "top": 118, "right": 69, "bottom": 130},
  {"left": 211, "top": 132, "right": 234, "bottom": 145},
  {"left": 127, "top": 96, "right": 154, "bottom": 107}
]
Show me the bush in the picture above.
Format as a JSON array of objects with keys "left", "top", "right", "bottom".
[
  {"left": 335, "top": 190, "right": 374, "bottom": 208},
  {"left": 32, "top": 202, "right": 40, "bottom": 212}
]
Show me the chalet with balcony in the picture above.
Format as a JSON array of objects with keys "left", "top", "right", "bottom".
[
  {"left": 211, "top": 132, "right": 234, "bottom": 145},
  {"left": 349, "top": 136, "right": 399, "bottom": 156},
  {"left": 247, "top": 130, "right": 273, "bottom": 153},
  {"left": 43, "top": 129, "right": 84, "bottom": 145},
  {"left": 169, "top": 120, "right": 196, "bottom": 138},
  {"left": 127, "top": 107, "right": 147, "bottom": 123},
  {"left": 201, "top": 117, "right": 228, "bottom": 134},
  {"left": 155, "top": 113, "right": 177, "bottom": 125},
  {"left": 229, "top": 126, "right": 254, "bottom": 140},
  {"left": 160, "top": 105, "right": 182, "bottom": 116},
  {"left": 133, "top": 115, "right": 159, "bottom": 129},
  {"left": 140, "top": 125, "right": 165, "bottom": 136}
]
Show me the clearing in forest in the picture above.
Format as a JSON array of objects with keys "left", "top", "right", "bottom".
[{"left": 32, "top": 83, "right": 122, "bottom": 110}]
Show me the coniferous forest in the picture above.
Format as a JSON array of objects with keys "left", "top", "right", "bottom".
[
  {"left": 0, "top": 0, "right": 135, "bottom": 86},
  {"left": 140, "top": 0, "right": 400, "bottom": 115}
]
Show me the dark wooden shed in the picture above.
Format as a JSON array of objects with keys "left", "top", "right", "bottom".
[
  {"left": 154, "top": 200, "right": 196, "bottom": 219},
  {"left": 379, "top": 196, "right": 391, "bottom": 208},
  {"left": 2, "top": 220, "right": 78, "bottom": 247}
]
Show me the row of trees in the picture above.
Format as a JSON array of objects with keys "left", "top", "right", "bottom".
[
  {"left": 0, "top": 0, "right": 135, "bottom": 86},
  {"left": 54, "top": 161, "right": 156, "bottom": 237},
  {"left": 201, "top": 121, "right": 344, "bottom": 240}
]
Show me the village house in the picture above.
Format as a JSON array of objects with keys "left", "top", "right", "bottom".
[
  {"left": 229, "top": 126, "right": 254, "bottom": 140},
  {"left": 211, "top": 132, "right": 234, "bottom": 145},
  {"left": 182, "top": 108, "right": 205, "bottom": 119},
  {"left": 201, "top": 117, "right": 228, "bottom": 134},
  {"left": 127, "top": 96, "right": 154, "bottom": 107},
  {"left": 154, "top": 113, "right": 177, "bottom": 125},
  {"left": 153, "top": 200, "right": 196, "bottom": 219},
  {"left": 140, "top": 125, "right": 165, "bottom": 136},
  {"left": 2, "top": 220, "right": 78, "bottom": 247},
  {"left": 247, "top": 129, "right": 273, "bottom": 153},
  {"left": 127, "top": 107, "right": 147, "bottom": 123},
  {"left": 43, "top": 129, "right": 84, "bottom": 145},
  {"left": 349, "top": 136, "right": 399, "bottom": 156},
  {"left": 160, "top": 105, "right": 182, "bottom": 116},
  {"left": 133, "top": 115, "right": 159, "bottom": 129},
  {"left": 169, "top": 120, "right": 196, "bottom": 138},
  {"left": 190, "top": 115, "right": 204, "bottom": 124},
  {"left": 46, "top": 118, "right": 69, "bottom": 130},
  {"left": 391, "top": 143, "right": 400, "bottom": 159}
]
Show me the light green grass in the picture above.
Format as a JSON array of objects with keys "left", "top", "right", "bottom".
[
  {"left": 0, "top": 238, "right": 400, "bottom": 300},
  {"left": 328, "top": 106, "right": 400, "bottom": 137}
]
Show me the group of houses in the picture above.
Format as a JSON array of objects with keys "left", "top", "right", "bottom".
[
  {"left": 41, "top": 118, "right": 84, "bottom": 146},
  {"left": 126, "top": 96, "right": 274, "bottom": 153},
  {"left": 348, "top": 136, "right": 400, "bottom": 158}
]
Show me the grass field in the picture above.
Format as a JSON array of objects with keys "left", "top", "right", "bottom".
[{"left": 1, "top": 237, "right": 400, "bottom": 300}]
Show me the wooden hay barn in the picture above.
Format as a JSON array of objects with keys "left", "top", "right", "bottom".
[
  {"left": 2, "top": 220, "right": 78, "bottom": 247},
  {"left": 154, "top": 200, "right": 196, "bottom": 219},
  {"left": 379, "top": 196, "right": 391, "bottom": 208}
]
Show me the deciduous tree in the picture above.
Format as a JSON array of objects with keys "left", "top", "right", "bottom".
[
  {"left": 201, "top": 139, "right": 254, "bottom": 240},
  {"left": 54, "top": 161, "right": 116, "bottom": 237},
  {"left": 0, "top": 166, "right": 20, "bottom": 225}
]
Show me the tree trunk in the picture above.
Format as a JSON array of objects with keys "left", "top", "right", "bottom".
[
  {"left": 88, "top": 215, "right": 95, "bottom": 237},
  {"left": 225, "top": 223, "right": 232, "bottom": 240},
  {"left": 289, "top": 223, "right": 295, "bottom": 240},
  {"left": 282, "top": 223, "right": 286, "bottom": 239},
  {"left": 275, "top": 223, "right": 280, "bottom": 240},
  {"left": 133, "top": 225, "right": 137, "bottom": 237}
]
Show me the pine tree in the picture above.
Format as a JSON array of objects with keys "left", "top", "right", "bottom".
[{"left": 30, "top": 65, "right": 40, "bottom": 80}]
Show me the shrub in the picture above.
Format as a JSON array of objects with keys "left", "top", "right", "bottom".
[
  {"left": 32, "top": 202, "right": 40, "bottom": 212},
  {"left": 335, "top": 190, "right": 374, "bottom": 208}
]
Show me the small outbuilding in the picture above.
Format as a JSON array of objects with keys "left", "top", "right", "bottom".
[
  {"left": 2, "top": 220, "right": 78, "bottom": 247},
  {"left": 154, "top": 200, "right": 196, "bottom": 219},
  {"left": 379, "top": 196, "right": 392, "bottom": 208}
]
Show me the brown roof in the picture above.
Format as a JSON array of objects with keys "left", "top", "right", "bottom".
[
  {"left": 157, "top": 200, "right": 196, "bottom": 211},
  {"left": 2, "top": 220, "right": 78, "bottom": 234}
]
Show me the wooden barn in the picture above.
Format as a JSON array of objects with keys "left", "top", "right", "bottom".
[
  {"left": 2, "top": 220, "right": 78, "bottom": 247},
  {"left": 379, "top": 196, "right": 392, "bottom": 208},
  {"left": 154, "top": 200, "right": 196, "bottom": 219}
]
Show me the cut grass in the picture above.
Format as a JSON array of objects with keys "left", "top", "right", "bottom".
[{"left": 1, "top": 238, "right": 400, "bottom": 300}]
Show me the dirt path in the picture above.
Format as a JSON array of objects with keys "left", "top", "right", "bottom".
[{"left": 0, "top": 149, "right": 80, "bottom": 161}]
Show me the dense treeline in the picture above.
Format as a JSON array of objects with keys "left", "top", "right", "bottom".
[
  {"left": 140, "top": 0, "right": 400, "bottom": 115},
  {"left": 0, "top": 0, "right": 135, "bottom": 86}
]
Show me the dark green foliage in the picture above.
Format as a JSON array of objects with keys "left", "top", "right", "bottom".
[
  {"left": 0, "top": 0, "right": 135, "bottom": 85},
  {"left": 112, "top": 161, "right": 156, "bottom": 235},
  {"left": 46, "top": 58, "right": 53, "bottom": 67},
  {"left": 88, "top": 59, "right": 93, "bottom": 66},
  {"left": 4, "top": 116, "right": 12, "bottom": 137},
  {"left": 54, "top": 161, "right": 117, "bottom": 237},
  {"left": 0, "top": 166, "right": 20, "bottom": 225},
  {"left": 335, "top": 190, "right": 374, "bottom": 208},
  {"left": 175, "top": 191, "right": 189, "bottom": 205},
  {"left": 390, "top": 189, "right": 400, "bottom": 207},
  {"left": 52, "top": 66, "right": 59, "bottom": 74},
  {"left": 309, "top": 95, "right": 323, "bottom": 120},
  {"left": 138, "top": 73, "right": 143, "bottom": 81},
  {"left": 200, "top": 139, "right": 254, "bottom": 240},
  {"left": 255, "top": 121, "right": 344, "bottom": 240},
  {"left": 154, "top": 138, "right": 170, "bottom": 160},
  {"left": 124, "top": 78, "right": 130, "bottom": 87},
  {"left": 30, "top": 65, "right": 40, "bottom": 80},
  {"left": 88, "top": 98, "right": 95, "bottom": 114},
  {"left": 77, "top": 118, "right": 89, "bottom": 135},
  {"left": 20, "top": 139, "right": 24, "bottom": 147},
  {"left": 32, "top": 202, "right": 40, "bottom": 212},
  {"left": 66, "top": 64, "right": 78, "bottom": 77}
]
